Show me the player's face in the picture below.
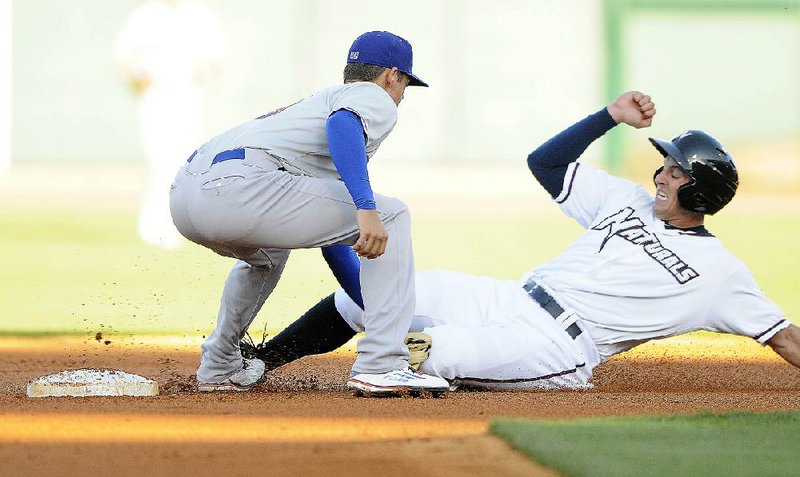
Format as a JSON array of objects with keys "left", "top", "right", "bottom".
[
  {"left": 653, "top": 157, "right": 694, "bottom": 224},
  {"left": 386, "top": 69, "right": 411, "bottom": 106}
]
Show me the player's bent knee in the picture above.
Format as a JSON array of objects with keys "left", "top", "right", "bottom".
[
  {"left": 382, "top": 202, "right": 411, "bottom": 231},
  {"left": 375, "top": 196, "right": 409, "bottom": 218}
]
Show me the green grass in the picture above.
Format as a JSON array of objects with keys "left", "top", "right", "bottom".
[
  {"left": 1, "top": 207, "right": 798, "bottom": 336},
  {"left": 491, "top": 412, "right": 800, "bottom": 477},
  {"left": 0, "top": 207, "right": 582, "bottom": 336}
]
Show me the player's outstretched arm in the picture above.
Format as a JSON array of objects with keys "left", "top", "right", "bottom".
[
  {"left": 527, "top": 91, "right": 652, "bottom": 198},
  {"left": 606, "top": 91, "right": 656, "bottom": 129},
  {"left": 766, "top": 324, "right": 800, "bottom": 368}
]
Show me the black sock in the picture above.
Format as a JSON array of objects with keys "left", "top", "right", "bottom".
[{"left": 258, "top": 293, "right": 356, "bottom": 371}]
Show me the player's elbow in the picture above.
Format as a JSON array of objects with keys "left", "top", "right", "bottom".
[
  {"left": 527, "top": 150, "right": 542, "bottom": 175},
  {"left": 527, "top": 152, "right": 565, "bottom": 199},
  {"left": 526, "top": 151, "right": 549, "bottom": 186}
]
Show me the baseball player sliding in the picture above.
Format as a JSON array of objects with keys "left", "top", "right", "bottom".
[
  {"left": 170, "top": 31, "right": 449, "bottom": 395},
  {"left": 243, "top": 91, "right": 800, "bottom": 391}
]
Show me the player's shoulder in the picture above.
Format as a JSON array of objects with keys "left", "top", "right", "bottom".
[
  {"left": 573, "top": 162, "right": 640, "bottom": 190},
  {"left": 338, "top": 81, "right": 389, "bottom": 95},
  {"left": 679, "top": 232, "right": 747, "bottom": 279},
  {"left": 567, "top": 162, "right": 648, "bottom": 204},
  {"left": 710, "top": 238, "right": 746, "bottom": 267},
  {"left": 328, "top": 82, "right": 395, "bottom": 107},
  {"left": 324, "top": 82, "right": 397, "bottom": 130}
]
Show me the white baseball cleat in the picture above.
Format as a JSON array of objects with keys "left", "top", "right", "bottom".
[
  {"left": 347, "top": 367, "right": 450, "bottom": 397},
  {"left": 197, "top": 358, "right": 266, "bottom": 392}
]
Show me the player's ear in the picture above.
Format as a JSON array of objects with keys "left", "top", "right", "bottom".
[
  {"left": 374, "top": 67, "right": 391, "bottom": 86},
  {"left": 652, "top": 166, "right": 664, "bottom": 186}
]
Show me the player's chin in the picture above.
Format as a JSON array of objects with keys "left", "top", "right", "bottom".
[{"left": 652, "top": 203, "right": 669, "bottom": 220}]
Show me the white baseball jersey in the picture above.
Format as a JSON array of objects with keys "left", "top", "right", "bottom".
[
  {"left": 193, "top": 82, "right": 397, "bottom": 178},
  {"left": 526, "top": 162, "right": 788, "bottom": 360},
  {"left": 335, "top": 163, "right": 788, "bottom": 391}
]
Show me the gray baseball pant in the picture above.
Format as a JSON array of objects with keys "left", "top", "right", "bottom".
[{"left": 169, "top": 148, "right": 413, "bottom": 383}]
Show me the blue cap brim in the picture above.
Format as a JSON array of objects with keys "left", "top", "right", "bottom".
[{"left": 406, "top": 72, "right": 428, "bottom": 87}]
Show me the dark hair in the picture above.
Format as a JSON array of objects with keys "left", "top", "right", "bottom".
[{"left": 343, "top": 63, "right": 387, "bottom": 83}]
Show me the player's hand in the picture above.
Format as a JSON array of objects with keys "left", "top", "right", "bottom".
[
  {"left": 353, "top": 209, "right": 388, "bottom": 259},
  {"left": 129, "top": 77, "right": 150, "bottom": 95},
  {"left": 607, "top": 91, "right": 656, "bottom": 129}
]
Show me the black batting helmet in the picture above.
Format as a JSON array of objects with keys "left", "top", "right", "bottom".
[{"left": 649, "top": 130, "right": 739, "bottom": 215}]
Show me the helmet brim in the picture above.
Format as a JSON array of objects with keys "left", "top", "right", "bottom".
[{"left": 648, "top": 137, "right": 692, "bottom": 172}]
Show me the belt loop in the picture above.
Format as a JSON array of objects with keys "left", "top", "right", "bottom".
[{"left": 211, "top": 148, "right": 246, "bottom": 165}]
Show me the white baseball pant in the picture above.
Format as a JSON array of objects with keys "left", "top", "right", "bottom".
[{"left": 336, "top": 270, "right": 601, "bottom": 390}]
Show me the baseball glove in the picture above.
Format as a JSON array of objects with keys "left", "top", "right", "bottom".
[{"left": 405, "top": 332, "right": 432, "bottom": 371}]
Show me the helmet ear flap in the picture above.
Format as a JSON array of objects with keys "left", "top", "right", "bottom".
[
  {"left": 652, "top": 166, "right": 664, "bottom": 186},
  {"left": 693, "top": 193, "right": 708, "bottom": 208}
]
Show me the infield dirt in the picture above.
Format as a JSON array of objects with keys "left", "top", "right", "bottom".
[{"left": 2, "top": 335, "right": 799, "bottom": 477}]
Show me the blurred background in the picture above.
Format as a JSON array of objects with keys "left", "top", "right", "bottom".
[{"left": 1, "top": 0, "right": 798, "bottom": 338}]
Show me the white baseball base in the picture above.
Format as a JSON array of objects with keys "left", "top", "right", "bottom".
[{"left": 26, "top": 369, "right": 159, "bottom": 397}]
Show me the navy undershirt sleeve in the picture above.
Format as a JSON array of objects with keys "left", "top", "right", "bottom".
[
  {"left": 326, "top": 109, "right": 376, "bottom": 210},
  {"left": 527, "top": 108, "right": 618, "bottom": 198},
  {"left": 321, "top": 245, "right": 364, "bottom": 310}
]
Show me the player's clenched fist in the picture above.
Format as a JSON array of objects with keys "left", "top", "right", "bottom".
[
  {"left": 607, "top": 90, "right": 656, "bottom": 129},
  {"left": 353, "top": 209, "right": 389, "bottom": 259}
]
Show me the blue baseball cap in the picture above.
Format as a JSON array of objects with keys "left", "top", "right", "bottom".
[{"left": 347, "top": 31, "right": 428, "bottom": 87}]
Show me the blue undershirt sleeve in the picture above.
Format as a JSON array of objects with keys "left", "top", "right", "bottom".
[
  {"left": 321, "top": 245, "right": 364, "bottom": 310},
  {"left": 322, "top": 109, "right": 371, "bottom": 310},
  {"left": 527, "top": 108, "right": 618, "bottom": 198},
  {"left": 326, "top": 109, "right": 376, "bottom": 210}
]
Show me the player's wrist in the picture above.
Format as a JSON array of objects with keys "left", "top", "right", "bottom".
[
  {"left": 355, "top": 199, "right": 377, "bottom": 210},
  {"left": 356, "top": 208, "right": 379, "bottom": 217},
  {"left": 606, "top": 104, "right": 622, "bottom": 124}
]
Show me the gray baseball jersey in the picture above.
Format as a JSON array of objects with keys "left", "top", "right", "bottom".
[
  {"left": 171, "top": 82, "right": 413, "bottom": 383},
  {"left": 191, "top": 82, "right": 397, "bottom": 178}
]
